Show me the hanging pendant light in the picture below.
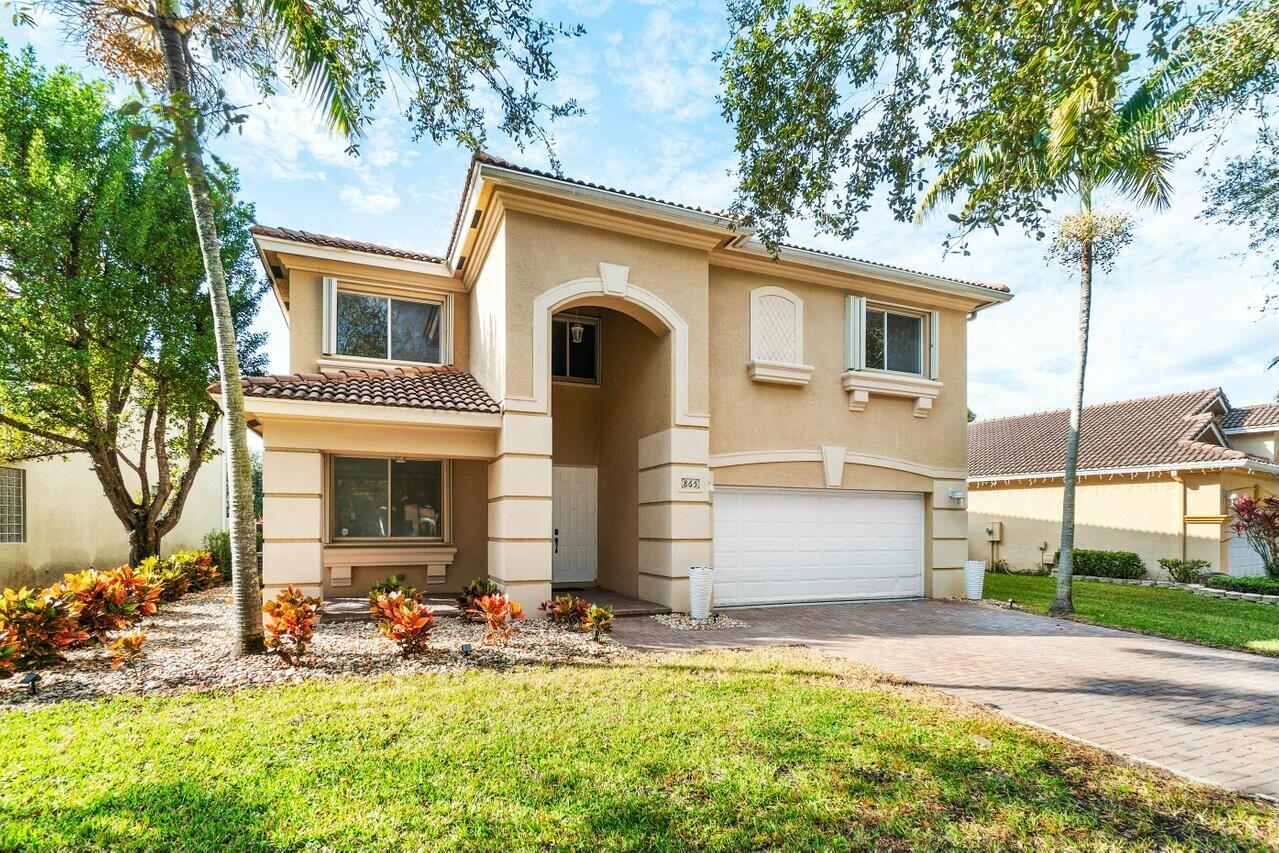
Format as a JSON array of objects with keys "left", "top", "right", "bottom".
[{"left": 569, "top": 322, "right": 585, "bottom": 344}]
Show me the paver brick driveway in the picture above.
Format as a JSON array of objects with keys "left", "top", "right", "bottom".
[{"left": 613, "top": 599, "right": 1279, "bottom": 799}]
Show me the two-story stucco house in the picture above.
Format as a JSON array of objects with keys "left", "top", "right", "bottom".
[{"left": 222, "top": 154, "right": 1011, "bottom": 613}]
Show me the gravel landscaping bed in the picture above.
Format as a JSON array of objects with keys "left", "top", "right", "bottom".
[
  {"left": 2, "top": 587, "right": 628, "bottom": 709},
  {"left": 652, "top": 612, "right": 749, "bottom": 631}
]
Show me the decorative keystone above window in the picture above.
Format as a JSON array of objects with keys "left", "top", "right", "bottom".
[
  {"left": 844, "top": 295, "right": 942, "bottom": 416},
  {"left": 748, "top": 285, "right": 813, "bottom": 386}
]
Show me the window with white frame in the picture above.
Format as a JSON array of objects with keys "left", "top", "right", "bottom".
[
  {"left": 749, "top": 286, "right": 804, "bottom": 364},
  {"left": 323, "top": 277, "right": 448, "bottom": 364},
  {"left": 0, "top": 467, "right": 24, "bottom": 544},
  {"left": 847, "top": 296, "right": 939, "bottom": 379},
  {"left": 331, "top": 456, "right": 447, "bottom": 541}
]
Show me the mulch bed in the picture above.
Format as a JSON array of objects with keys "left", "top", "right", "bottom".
[{"left": 2, "top": 587, "right": 627, "bottom": 709}]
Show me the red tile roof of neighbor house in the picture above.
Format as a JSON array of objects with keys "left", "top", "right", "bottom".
[
  {"left": 252, "top": 153, "right": 1010, "bottom": 295},
  {"left": 968, "top": 388, "right": 1274, "bottom": 478},
  {"left": 1223, "top": 403, "right": 1279, "bottom": 430},
  {"left": 210, "top": 366, "right": 500, "bottom": 414}
]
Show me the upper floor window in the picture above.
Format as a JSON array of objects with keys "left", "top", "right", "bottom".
[
  {"left": 847, "top": 296, "right": 938, "bottom": 379},
  {"left": 552, "top": 314, "right": 599, "bottom": 383},
  {"left": 0, "top": 467, "right": 24, "bottom": 544},
  {"left": 323, "top": 277, "right": 447, "bottom": 364}
]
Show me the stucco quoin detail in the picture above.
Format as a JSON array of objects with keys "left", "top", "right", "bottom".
[{"left": 527, "top": 264, "right": 709, "bottom": 428}]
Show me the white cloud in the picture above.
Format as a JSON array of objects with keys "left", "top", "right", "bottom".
[
  {"left": 338, "top": 184, "right": 401, "bottom": 215},
  {"left": 604, "top": 5, "right": 721, "bottom": 122}
]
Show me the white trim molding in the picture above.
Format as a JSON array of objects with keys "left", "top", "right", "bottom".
[
  {"left": 747, "top": 360, "right": 814, "bottom": 386},
  {"left": 234, "top": 396, "right": 502, "bottom": 430},
  {"left": 709, "top": 448, "right": 966, "bottom": 481},
  {"left": 530, "top": 264, "right": 709, "bottom": 427},
  {"left": 254, "top": 234, "right": 452, "bottom": 278},
  {"left": 842, "top": 370, "right": 943, "bottom": 418},
  {"left": 969, "top": 458, "right": 1279, "bottom": 485}
]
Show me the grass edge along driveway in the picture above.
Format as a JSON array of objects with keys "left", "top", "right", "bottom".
[
  {"left": 984, "top": 572, "right": 1278, "bottom": 655},
  {"left": 1, "top": 647, "right": 1273, "bottom": 852}
]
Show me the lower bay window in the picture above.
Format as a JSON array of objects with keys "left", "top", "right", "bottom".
[{"left": 331, "top": 456, "right": 447, "bottom": 541}]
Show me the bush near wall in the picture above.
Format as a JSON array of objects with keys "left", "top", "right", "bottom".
[
  {"left": 1054, "top": 549, "right": 1146, "bottom": 579},
  {"left": 1205, "top": 575, "right": 1279, "bottom": 596}
]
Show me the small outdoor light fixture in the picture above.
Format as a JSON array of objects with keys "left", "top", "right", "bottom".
[
  {"left": 19, "top": 672, "right": 40, "bottom": 696},
  {"left": 569, "top": 321, "right": 585, "bottom": 344},
  {"left": 947, "top": 487, "right": 966, "bottom": 508},
  {"left": 461, "top": 643, "right": 473, "bottom": 656}
]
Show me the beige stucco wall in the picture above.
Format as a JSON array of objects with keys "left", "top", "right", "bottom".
[
  {"left": 501, "top": 208, "right": 710, "bottom": 417},
  {"left": 1229, "top": 433, "right": 1277, "bottom": 463},
  {"left": 964, "top": 471, "right": 1273, "bottom": 576},
  {"left": 0, "top": 452, "right": 227, "bottom": 589},
  {"left": 551, "top": 384, "right": 600, "bottom": 466}
]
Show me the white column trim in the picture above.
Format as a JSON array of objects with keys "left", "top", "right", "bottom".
[{"left": 709, "top": 448, "right": 966, "bottom": 481}]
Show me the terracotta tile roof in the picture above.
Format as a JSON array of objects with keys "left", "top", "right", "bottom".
[
  {"left": 460, "top": 153, "right": 1012, "bottom": 295},
  {"left": 249, "top": 225, "right": 445, "bottom": 264},
  {"left": 211, "top": 366, "right": 499, "bottom": 414},
  {"left": 968, "top": 388, "right": 1271, "bottom": 478},
  {"left": 1223, "top": 403, "right": 1279, "bottom": 431}
]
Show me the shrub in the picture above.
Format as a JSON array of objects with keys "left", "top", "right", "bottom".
[
  {"left": 109, "top": 629, "right": 147, "bottom": 672},
  {"left": 989, "top": 558, "right": 1012, "bottom": 574},
  {"left": 1205, "top": 575, "right": 1279, "bottom": 596},
  {"left": 170, "top": 550, "right": 221, "bottom": 591},
  {"left": 1055, "top": 548, "right": 1146, "bottom": 579},
  {"left": 581, "top": 604, "right": 614, "bottom": 642},
  {"left": 0, "top": 636, "right": 15, "bottom": 679},
  {"left": 202, "top": 530, "right": 233, "bottom": 582},
  {"left": 1157, "top": 558, "right": 1211, "bottom": 585},
  {"left": 51, "top": 569, "right": 148, "bottom": 645},
  {"left": 369, "top": 575, "right": 417, "bottom": 602},
  {"left": 1231, "top": 495, "right": 1279, "bottom": 578},
  {"left": 262, "top": 586, "right": 323, "bottom": 666},
  {"left": 468, "top": 593, "right": 525, "bottom": 644},
  {"left": 0, "top": 586, "right": 88, "bottom": 671},
  {"left": 456, "top": 578, "right": 501, "bottom": 621},
  {"left": 540, "top": 593, "right": 589, "bottom": 628},
  {"left": 136, "top": 556, "right": 189, "bottom": 602},
  {"left": 371, "top": 591, "right": 436, "bottom": 656}
]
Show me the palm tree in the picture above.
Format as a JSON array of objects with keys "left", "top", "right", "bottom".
[
  {"left": 32, "top": 0, "right": 580, "bottom": 653},
  {"left": 921, "top": 81, "right": 1176, "bottom": 614}
]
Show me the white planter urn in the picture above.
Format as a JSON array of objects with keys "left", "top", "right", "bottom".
[
  {"left": 688, "top": 565, "right": 714, "bottom": 620},
  {"left": 964, "top": 560, "right": 986, "bottom": 600}
]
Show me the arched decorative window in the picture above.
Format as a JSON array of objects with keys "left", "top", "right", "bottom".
[{"left": 748, "top": 286, "right": 812, "bottom": 385}]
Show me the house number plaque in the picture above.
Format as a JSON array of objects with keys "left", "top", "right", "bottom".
[{"left": 679, "top": 477, "right": 702, "bottom": 491}]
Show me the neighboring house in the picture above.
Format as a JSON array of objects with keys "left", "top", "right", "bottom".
[
  {"left": 967, "top": 389, "right": 1279, "bottom": 577},
  {"left": 0, "top": 451, "right": 228, "bottom": 589},
  {"left": 223, "top": 153, "right": 1011, "bottom": 612}
]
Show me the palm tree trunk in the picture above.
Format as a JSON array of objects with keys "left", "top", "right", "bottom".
[
  {"left": 155, "top": 15, "right": 262, "bottom": 653},
  {"left": 1052, "top": 234, "right": 1094, "bottom": 616}
]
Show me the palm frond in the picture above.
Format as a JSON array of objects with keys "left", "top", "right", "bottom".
[{"left": 254, "top": 0, "right": 363, "bottom": 137}]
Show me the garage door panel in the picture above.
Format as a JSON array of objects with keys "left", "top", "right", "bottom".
[{"left": 713, "top": 488, "right": 924, "bottom": 606}]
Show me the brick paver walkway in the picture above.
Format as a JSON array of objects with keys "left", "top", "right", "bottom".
[{"left": 614, "top": 600, "right": 1279, "bottom": 798}]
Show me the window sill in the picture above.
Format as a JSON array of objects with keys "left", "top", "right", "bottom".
[
  {"left": 841, "top": 370, "right": 942, "bottom": 418},
  {"left": 318, "top": 355, "right": 447, "bottom": 373},
  {"left": 747, "top": 360, "right": 814, "bottom": 386},
  {"left": 322, "top": 543, "right": 457, "bottom": 588}
]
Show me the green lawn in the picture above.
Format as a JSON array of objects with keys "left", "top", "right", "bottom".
[
  {"left": 1, "top": 649, "right": 1273, "bottom": 852},
  {"left": 985, "top": 573, "right": 1278, "bottom": 655}
]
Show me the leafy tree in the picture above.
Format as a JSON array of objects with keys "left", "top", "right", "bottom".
[
  {"left": 20, "top": 0, "right": 583, "bottom": 653},
  {"left": 0, "top": 45, "right": 266, "bottom": 564},
  {"left": 721, "top": 0, "right": 1184, "bottom": 613}
]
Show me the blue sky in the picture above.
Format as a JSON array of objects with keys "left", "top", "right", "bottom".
[{"left": 8, "top": 2, "right": 1277, "bottom": 418}]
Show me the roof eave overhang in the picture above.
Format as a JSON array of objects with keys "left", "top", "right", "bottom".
[
  {"left": 252, "top": 234, "right": 453, "bottom": 278},
  {"left": 1225, "top": 424, "right": 1279, "bottom": 436},
  {"left": 969, "top": 459, "right": 1279, "bottom": 484},
  {"left": 730, "top": 240, "right": 1013, "bottom": 308},
  {"left": 209, "top": 390, "right": 503, "bottom": 431}
]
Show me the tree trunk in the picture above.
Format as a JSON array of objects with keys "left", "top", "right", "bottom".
[
  {"left": 155, "top": 17, "right": 263, "bottom": 653},
  {"left": 128, "top": 522, "right": 162, "bottom": 565},
  {"left": 1052, "top": 235, "right": 1094, "bottom": 616}
]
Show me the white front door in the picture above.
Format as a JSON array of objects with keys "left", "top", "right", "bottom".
[{"left": 552, "top": 465, "right": 598, "bottom": 584}]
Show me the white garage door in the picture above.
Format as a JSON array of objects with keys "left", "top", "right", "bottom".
[
  {"left": 713, "top": 487, "right": 924, "bottom": 606},
  {"left": 1228, "top": 528, "right": 1265, "bottom": 577}
]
